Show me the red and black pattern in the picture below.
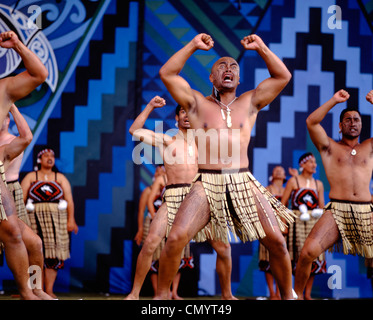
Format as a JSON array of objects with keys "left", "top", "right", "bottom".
[
  {"left": 291, "top": 188, "right": 319, "bottom": 210},
  {"left": 28, "top": 181, "right": 64, "bottom": 202}
]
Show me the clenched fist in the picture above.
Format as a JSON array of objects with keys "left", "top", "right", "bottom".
[
  {"left": 192, "top": 33, "right": 214, "bottom": 51},
  {"left": 241, "top": 34, "right": 265, "bottom": 51},
  {"left": 148, "top": 96, "right": 166, "bottom": 109},
  {"left": 333, "top": 89, "right": 350, "bottom": 104},
  {"left": 366, "top": 90, "right": 373, "bottom": 104},
  {"left": 0, "top": 31, "right": 20, "bottom": 49}
]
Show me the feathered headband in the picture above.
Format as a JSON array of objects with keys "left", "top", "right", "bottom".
[{"left": 36, "top": 148, "right": 55, "bottom": 163}]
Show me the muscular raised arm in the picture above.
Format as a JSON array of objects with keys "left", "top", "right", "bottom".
[
  {"left": 241, "top": 35, "right": 291, "bottom": 111},
  {"left": 159, "top": 33, "right": 214, "bottom": 112},
  {"left": 129, "top": 96, "right": 167, "bottom": 147},
  {"left": 306, "top": 89, "right": 349, "bottom": 152}
]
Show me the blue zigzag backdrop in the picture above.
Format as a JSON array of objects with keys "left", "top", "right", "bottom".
[{"left": 0, "top": 0, "right": 372, "bottom": 299}]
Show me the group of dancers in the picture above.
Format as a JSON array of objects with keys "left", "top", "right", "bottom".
[
  {"left": 1, "top": 27, "right": 372, "bottom": 300},
  {"left": 127, "top": 33, "right": 373, "bottom": 300}
]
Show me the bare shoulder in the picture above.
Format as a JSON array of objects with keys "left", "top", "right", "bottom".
[
  {"left": 56, "top": 172, "right": 70, "bottom": 185},
  {"left": 285, "top": 176, "right": 297, "bottom": 188},
  {"left": 239, "top": 90, "right": 257, "bottom": 113},
  {"left": 21, "top": 171, "right": 35, "bottom": 185},
  {"left": 361, "top": 137, "right": 373, "bottom": 149},
  {"left": 316, "top": 179, "right": 324, "bottom": 188}
]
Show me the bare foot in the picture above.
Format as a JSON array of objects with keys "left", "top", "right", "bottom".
[
  {"left": 221, "top": 294, "right": 238, "bottom": 300},
  {"left": 124, "top": 293, "right": 139, "bottom": 300},
  {"left": 20, "top": 292, "right": 41, "bottom": 300},
  {"left": 171, "top": 293, "right": 183, "bottom": 300},
  {"left": 33, "top": 289, "right": 56, "bottom": 300},
  {"left": 45, "top": 291, "right": 58, "bottom": 299}
]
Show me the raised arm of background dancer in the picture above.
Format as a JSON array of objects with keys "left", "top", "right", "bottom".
[
  {"left": 147, "top": 175, "right": 164, "bottom": 219},
  {"left": 159, "top": 33, "right": 214, "bottom": 112},
  {"left": 3, "top": 104, "right": 33, "bottom": 166},
  {"left": 0, "top": 31, "right": 48, "bottom": 103},
  {"left": 306, "top": 89, "right": 350, "bottom": 152},
  {"left": 241, "top": 34, "right": 292, "bottom": 111},
  {"left": 129, "top": 96, "right": 167, "bottom": 147},
  {"left": 134, "top": 187, "right": 150, "bottom": 245}
]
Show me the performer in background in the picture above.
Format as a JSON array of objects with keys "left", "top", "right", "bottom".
[
  {"left": 294, "top": 89, "right": 373, "bottom": 299},
  {"left": 21, "top": 148, "right": 78, "bottom": 298},
  {"left": 281, "top": 153, "right": 325, "bottom": 300},
  {"left": 127, "top": 97, "right": 235, "bottom": 300}
]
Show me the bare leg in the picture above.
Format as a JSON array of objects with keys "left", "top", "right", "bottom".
[
  {"left": 171, "top": 272, "right": 183, "bottom": 300},
  {"left": 150, "top": 273, "right": 157, "bottom": 297},
  {"left": 304, "top": 275, "right": 315, "bottom": 300},
  {"left": 254, "top": 189, "right": 293, "bottom": 300},
  {"left": 208, "top": 239, "right": 237, "bottom": 300},
  {"left": 44, "top": 268, "right": 58, "bottom": 299},
  {"left": 154, "top": 182, "right": 211, "bottom": 299},
  {"left": 17, "top": 219, "right": 54, "bottom": 300},
  {"left": 294, "top": 210, "right": 340, "bottom": 299},
  {"left": 125, "top": 204, "right": 168, "bottom": 300},
  {"left": 0, "top": 183, "right": 39, "bottom": 300},
  {"left": 265, "top": 272, "right": 281, "bottom": 300}
]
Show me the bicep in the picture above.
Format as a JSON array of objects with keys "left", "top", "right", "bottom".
[
  {"left": 59, "top": 175, "right": 73, "bottom": 202},
  {"left": 307, "top": 123, "right": 330, "bottom": 151},
  {"left": 251, "top": 77, "right": 288, "bottom": 110},
  {"left": 161, "top": 74, "right": 196, "bottom": 112},
  {"left": 132, "top": 128, "right": 165, "bottom": 147},
  {"left": 4, "top": 137, "right": 27, "bottom": 163},
  {"left": 6, "top": 72, "right": 42, "bottom": 103}
]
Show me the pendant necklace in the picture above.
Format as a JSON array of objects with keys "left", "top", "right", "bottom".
[
  {"left": 340, "top": 140, "right": 358, "bottom": 156},
  {"left": 211, "top": 95, "right": 237, "bottom": 128}
]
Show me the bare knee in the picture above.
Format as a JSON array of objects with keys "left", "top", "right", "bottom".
[
  {"left": 262, "top": 232, "right": 288, "bottom": 257},
  {"left": 142, "top": 235, "right": 163, "bottom": 254},
  {"left": 165, "top": 228, "right": 188, "bottom": 254},
  {"left": 210, "top": 240, "right": 231, "bottom": 259},
  {"left": 298, "top": 242, "right": 320, "bottom": 264},
  {"left": 29, "top": 234, "right": 43, "bottom": 254},
  {"left": 1, "top": 219, "right": 23, "bottom": 245}
]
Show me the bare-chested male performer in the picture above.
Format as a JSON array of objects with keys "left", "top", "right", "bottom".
[
  {"left": 127, "top": 96, "right": 235, "bottom": 299},
  {"left": 0, "top": 104, "right": 53, "bottom": 299},
  {"left": 154, "top": 33, "right": 295, "bottom": 299},
  {"left": 0, "top": 31, "right": 48, "bottom": 299},
  {"left": 294, "top": 89, "right": 373, "bottom": 299}
]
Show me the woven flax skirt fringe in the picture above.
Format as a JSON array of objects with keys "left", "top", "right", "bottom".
[
  {"left": 164, "top": 184, "right": 198, "bottom": 258},
  {"left": 326, "top": 200, "right": 373, "bottom": 258},
  {"left": 28, "top": 202, "right": 70, "bottom": 261},
  {"left": 193, "top": 169, "right": 295, "bottom": 244},
  {"left": 7, "top": 181, "right": 31, "bottom": 226},
  {"left": 164, "top": 183, "right": 211, "bottom": 244},
  {"left": 287, "top": 209, "right": 326, "bottom": 262}
]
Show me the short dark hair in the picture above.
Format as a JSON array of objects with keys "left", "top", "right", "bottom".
[
  {"left": 175, "top": 105, "right": 181, "bottom": 116},
  {"left": 339, "top": 108, "right": 361, "bottom": 123}
]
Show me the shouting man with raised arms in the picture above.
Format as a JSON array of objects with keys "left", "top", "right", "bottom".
[{"left": 154, "top": 33, "right": 295, "bottom": 300}]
